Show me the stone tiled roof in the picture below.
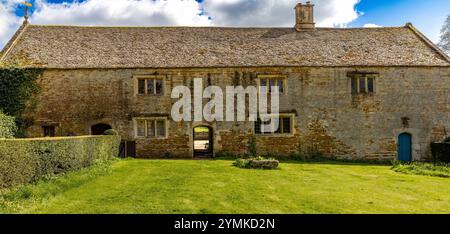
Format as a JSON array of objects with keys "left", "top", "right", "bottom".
[{"left": 1, "top": 23, "right": 449, "bottom": 68}]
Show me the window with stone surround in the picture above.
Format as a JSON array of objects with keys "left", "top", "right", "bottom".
[
  {"left": 258, "top": 75, "right": 286, "bottom": 94},
  {"left": 254, "top": 114, "right": 293, "bottom": 135},
  {"left": 135, "top": 118, "right": 167, "bottom": 138},
  {"left": 349, "top": 72, "right": 377, "bottom": 95},
  {"left": 135, "top": 76, "right": 164, "bottom": 96}
]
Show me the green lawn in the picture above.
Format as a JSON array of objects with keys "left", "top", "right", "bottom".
[{"left": 2, "top": 159, "right": 450, "bottom": 214}]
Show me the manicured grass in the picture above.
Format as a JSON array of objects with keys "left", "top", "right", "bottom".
[
  {"left": 1, "top": 159, "right": 450, "bottom": 214},
  {"left": 0, "top": 159, "right": 114, "bottom": 213}
]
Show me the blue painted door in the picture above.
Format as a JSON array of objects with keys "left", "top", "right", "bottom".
[{"left": 398, "top": 133, "right": 412, "bottom": 162}]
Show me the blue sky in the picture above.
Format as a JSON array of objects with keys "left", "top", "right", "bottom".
[
  {"left": 350, "top": 0, "right": 450, "bottom": 42},
  {"left": 2, "top": 0, "right": 449, "bottom": 48}
]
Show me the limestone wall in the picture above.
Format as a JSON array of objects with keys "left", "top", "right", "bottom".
[{"left": 24, "top": 66, "right": 450, "bottom": 160}]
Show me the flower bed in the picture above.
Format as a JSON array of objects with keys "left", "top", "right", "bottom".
[{"left": 233, "top": 157, "right": 279, "bottom": 170}]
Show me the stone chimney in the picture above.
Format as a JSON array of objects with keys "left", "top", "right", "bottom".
[{"left": 295, "top": 1, "right": 315, "bottom": 31}]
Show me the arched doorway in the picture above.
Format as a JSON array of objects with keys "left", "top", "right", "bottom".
[
  {"left": 193, "top": 126, "right": 213, "bottom": 158},
  {"left": 398, "top": 133, "right": 412, "bottom": 162},
  {"left": 91, "top": 123, "right": 112, "bottom": 135}
]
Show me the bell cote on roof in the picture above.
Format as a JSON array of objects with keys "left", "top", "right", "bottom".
[{"left": 295, "top": 1, "right": 315, "bottom": 31}]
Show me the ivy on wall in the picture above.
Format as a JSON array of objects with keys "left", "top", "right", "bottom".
[{"left": 0, "top": 61, "right": 44, "bottom": 134}]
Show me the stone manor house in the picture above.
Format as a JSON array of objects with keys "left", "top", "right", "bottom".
[{"left": 1, "top": 3, "right": 449, "bottom": 160}]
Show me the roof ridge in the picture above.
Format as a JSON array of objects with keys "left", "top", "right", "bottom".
[
  {"left": 405, "top": 23, "right": 450, "bottom": 63},
  {"left": 25, "top": 24, "right": 407, "bottom": 30}
]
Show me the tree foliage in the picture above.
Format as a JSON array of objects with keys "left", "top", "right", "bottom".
[{"left": 439, "top": 15, "right": 450, "bottom": 55}]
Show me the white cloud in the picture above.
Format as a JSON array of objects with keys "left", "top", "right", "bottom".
[
  {"left": 0, "top": 0, "right": 22, "bottom": 50},
  {"left": 30, "top": 0, "right": 211, "bottom": 26},
  {"left": 1, "top": 0, "right": 362, "bottom": 50},
  {"left": 363, "top": 23, "right": 382, "bottom": 28},
  {"left": 203, "top": 0, "right": 361, "bottom": 27},
  {"left": 0, "top": 0, "right": 212, "bottom": 50}
]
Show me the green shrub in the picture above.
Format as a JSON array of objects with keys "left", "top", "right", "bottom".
[
  {"left": 233, "top": 157, "right": 279, "bottom": 170},
  {"left": 0, "top": 112, "right": 16, "bottom": 138},
  {"left": 391, "top": 161, "right": 450, "bottom": 178},
  {"left": 103, "top": 129, "right": 118, "bottom": 135},
  {"left": 0, "top": 135, "right": 121, "bottom": 188},
  {"left": 233, "top": 158, "right": 250, "bottom": 168}
]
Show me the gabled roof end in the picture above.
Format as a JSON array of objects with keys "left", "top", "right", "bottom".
[
  {"left": 0, "top": 20, "right": 29, "bottom": 61},
  {"left": 405, "top": 22, "right": 450, "bottom": 63}
]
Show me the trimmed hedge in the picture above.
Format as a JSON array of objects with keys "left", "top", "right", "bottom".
[
  {"left": 0, "top": 111, "right": 16, "bottom": 138},
  {"left": 0, "top": 135, "right": 120, "bottom": 188}
]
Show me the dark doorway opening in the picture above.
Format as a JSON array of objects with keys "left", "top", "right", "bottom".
[
  {"left": 119, "top": 141, "right": 136, "bottom": 158},
  {"left": 193, "top": 126, "right": 213, "bottom": 158},
  {"left": 398, "top": 133, "right": 412, "bottom": 162},
  {"left": 91, "top": 123, "right": 112, "bottom": 135},
  {"left": 42, "top": 125, "right": 56, "bottom": 137}
]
